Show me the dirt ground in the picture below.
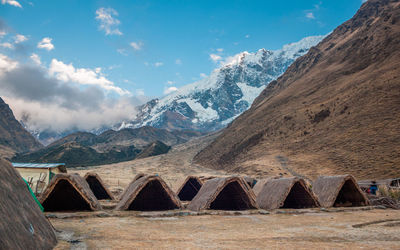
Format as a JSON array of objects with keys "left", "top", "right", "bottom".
[
  {"left": 51, "top": 209, "right": 400, "bottom": 249},
  {"left": 53, "top": 135, "right": 400, "bottom": 249}
]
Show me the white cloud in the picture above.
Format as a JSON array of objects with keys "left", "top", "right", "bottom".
[
  {"left": 95, "top": 7, "right": 123, "bottom": 36},
  {"left": 37, "top": 37, "right": 55, "bottom": 51},
  {"left": 1, "top": 0, "right": 22, "bottom": 8},
  {"left": 216, "top": 48, "right": 224, "bottom": 52},
  {"left": 0, "top": 42, "right": 14, "bottom": 49},
  {"left": 166, "top": 80, "right": 174, "bottom": 85},
  {"left": 209, "top": 53, "right": 222, "bottom": 62},
  {"left": 175, "top": 59, "right": 182, "bottom": 65},
  {"left": 0, "top": 31, "right": 6, "bottom": 38},
  {"left": 4, "top": 96, "right": 139, "bottom": 134},
  {"left": 164, "top": 86, "right": 178, "bottom": 95},
  {"left": 130, "top": 41, "right": 143, "bottom": 51},
  {"left": 14, "top": 34, "right": 28, "bottom": 43},
  {"left": 245, "top": 34, "right": 250, "bottom": 38},
  {"left": 135, "top": 89, "right": 145, "bottom": 96},
  {"left": 154, "top": 62, "right": 163, "bottom": 67},
  {"left": 200, "top": 73, "right": 207, "bottom": 78},
  {"left": 30, "top": 53, "right": 41, "bottom": 65},
  {"left": 306, "top": 12, "right": 315, "bottom": 19},
  {"left": 49, "top": 59, "right": 130, "bottom": 95},
  {"left": 0, "top": 53, "right": 18, "bottom": 76}
]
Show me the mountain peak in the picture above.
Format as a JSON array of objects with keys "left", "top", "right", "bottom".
[{"left": 119, "top": 35, "right": 324, "bottom": 132}]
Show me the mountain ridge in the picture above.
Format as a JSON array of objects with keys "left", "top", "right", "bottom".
[
  {"left": 117, "top": 35, "right": 325, "bottom": 132},
  {"left": 0, "top": 97, "right": 43, "bottom": 157},
  {"left": 194, "top": 0, "right": 400, "bottom": 180}
]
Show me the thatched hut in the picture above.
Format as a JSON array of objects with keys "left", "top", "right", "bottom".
[
  {"left": 0, "top": 158, "right": 57, "bottom": 249},
  {"left": 40, "top": 173, "right": 102, "bottom": 211},
  {"left": 313, "top": 175, "right": 370, "bottom": 207},
  {"left": 252, "top": 178, "right": 273, "bottom": 196},
  {"left": 256, "top": 177, "right": 319, "bottom": 209},
  {"left": 84, "top": 172, "right": 114, "bottom": 200},
  {"left": 187, "top": 177, "right": 258, "bottom": 211},
  {"left": 116, "top": 175, "right": 182, "bottom": 211},
  {"left": 176, "top": 176, "right": 203, "bottom": 201}
]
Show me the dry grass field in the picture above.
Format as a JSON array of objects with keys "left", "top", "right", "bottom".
[
  {"left": 47, "top": 134, "right": 400, "bottom": 249},
  {"left": 51, "top": 209, "right": 400, "bottom": 249}
]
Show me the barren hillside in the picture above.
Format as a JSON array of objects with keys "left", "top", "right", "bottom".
[{"left": 194, "top": 0, "right": 400, "bottom": 180}]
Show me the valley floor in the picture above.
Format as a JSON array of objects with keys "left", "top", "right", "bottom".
[
  {"left": 55, "top": 134, "right": 400, "bottom": 249},
  {"left": 52, "top": 209, "right": 400, "bottom": 249}
]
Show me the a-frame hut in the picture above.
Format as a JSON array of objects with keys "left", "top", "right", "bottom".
[
  {"left": 313, "top": 175, "right": 370, "bottom": 207},
  {"left": 187, "top": 177, "right": 258, "bottom": 211},
  {"left": 116, "top": 175, "right": 182, "bottom": 211},
  {"left": 0, "top": 158, "right": 57, "bottom": 249},
  {"left": 252, "top": 178, "right": 272, "bottom": 197},
  {"left": 40, "top": 173, "right": 102, "bottom": 211},
  {"left": 176, "top": 176, "right": 203, "bottom": 201},
  {"left": 84, "top": 172, "right": 114, "bottom": 200},
  {"left": 256, "top": 177, "right": 319, "bottom": 209}
]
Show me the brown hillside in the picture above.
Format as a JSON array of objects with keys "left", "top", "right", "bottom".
[
  {"left": 194, "top": 0, "right": 400, "bottom": 180},
  {"left": 0, "top": 97, "right": 42, "bottom": 157}
]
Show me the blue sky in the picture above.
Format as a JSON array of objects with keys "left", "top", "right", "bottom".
[{"left": 1, "top": 0, "right": 365, "bottom": 98}]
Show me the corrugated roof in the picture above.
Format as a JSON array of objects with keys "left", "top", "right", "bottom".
[{"left": 12, "top": 163, "right": 66, "bottom": 169}]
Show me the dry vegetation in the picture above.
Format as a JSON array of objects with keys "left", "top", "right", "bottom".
[{"left": 51, "top": 210, "right": 400, "bottom": 249}]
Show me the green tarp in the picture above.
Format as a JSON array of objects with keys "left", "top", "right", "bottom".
[{"left": 23, "top": 178, "right": 44, "bottom": 212}]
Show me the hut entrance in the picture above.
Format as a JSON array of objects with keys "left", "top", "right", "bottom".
[
  {"left": 334, "top": 180, "right": 367, "bottom": 207},
  {"left": 86, "top": 176, "right": 112, "bottom": 200},
  {"left": 128, "top": 180, "right": 179, "bottom": 211},
  {"left": 178, "top": 178, "right": 202, "bottom": 201},
  {"left": 210, "top": 181, "right": 253, "bottom": 210},
  {"left": 282, "top": 182, "right": 318, "bottom": 208},
  {"left": 42, "top": 180, "right": 91, "bottom": 211}
]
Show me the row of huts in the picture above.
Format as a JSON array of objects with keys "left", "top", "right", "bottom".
[{"left": 36, "top": 171, "right": 370, "bottom": 212}]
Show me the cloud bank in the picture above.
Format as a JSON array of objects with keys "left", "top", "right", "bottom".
[{"left": 0, "top": 54, "right": 143, "bottom": 133}]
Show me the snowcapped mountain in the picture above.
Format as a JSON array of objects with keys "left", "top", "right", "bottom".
[{"left": 120, "top": 35, "right": 325, "bottom": 132}]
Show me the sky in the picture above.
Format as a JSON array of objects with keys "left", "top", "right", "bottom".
[{"left": 0, "top": 0, "right": 366, "bottom": 132}]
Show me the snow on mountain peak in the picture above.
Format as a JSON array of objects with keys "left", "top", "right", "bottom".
[{"left": 121, "top": 35, "right": 325, "bottom": 132}]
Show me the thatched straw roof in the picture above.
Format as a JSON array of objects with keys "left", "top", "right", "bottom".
[
  {"left": 313, "top": 175, "right": 370, "bottom": 207},
  {"left": 118, "top": 173, "right": 147, "bottom": 200},
  {"left": 0, "top": 158, "right": 57, "bottom": 249},
  {"left": 252, "top": 178, "right": 272, "bottom": 197},
  {"left": 176, "top": 176, "right": 203, "bottom": 201},
  {"left": 116, "top": 175, "right": 182, "bottom": 211},
  {"left": 256, "top": 177, "right": 319, "bottom": 209},
  {"left": 40, "top": 173, "right": 102, "bottom": 211},
  {"left": 199, "top": 176, "right": 216, "bottom": 182},
  {"left": 84, "top": 172, "right": 114, "bottom": 200},
  {"left": 133, "top": 173, "right": 146, "bottom": 182},
  {"left": 187, "top": 177, "right": 258, "bottom": 211}
]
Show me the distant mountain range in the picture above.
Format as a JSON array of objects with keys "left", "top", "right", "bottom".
[
  {"left": 12, "top": 126, "right": 201, "bottom": 166},
  {"left": 194, "top": 0, "right": 400, "bottom": 180},
  {"left": 22, "top": 35, "right": 324, "bottom": 145},
  {"left": 118, "top": 35, "right": 324, "bottom": 132}
]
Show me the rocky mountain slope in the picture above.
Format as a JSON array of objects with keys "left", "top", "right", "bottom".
[
  {"left": 13, "top": 126, "right": 199, "bottom": 166},
  {"left": 0, "top": 97, "right": 42, "bottom": 157},
  {"left": 194, "top": 0, "right": 400, "bottom": 180},
  {"left": 118, "top": 35, "right": 324, "bottom": 132}
]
